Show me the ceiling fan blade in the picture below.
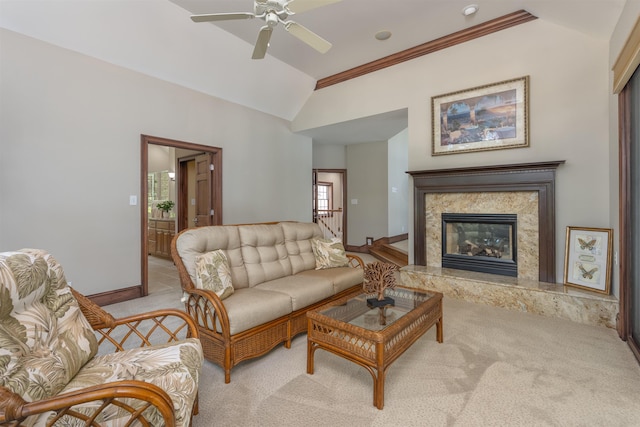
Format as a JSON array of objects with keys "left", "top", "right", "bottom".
[
  {"left": 252, "top": 26, "right": 273, "bottom": 59},
  {"left": 286, "top": 0, "right": 341, "bottom": 14},
  {"left": 284, "top": 21, "right": 332, "bottom": 53},
  {"left": 190, "top": 12, "right": 255, "bottom": 23}
]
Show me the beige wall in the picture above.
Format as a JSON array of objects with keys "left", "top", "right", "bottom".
[
  {"left": 294, "top": 19, "right": 613, "bottom": 290},
  {"left": 313, "top": 131, "right": 408, "bottom": 245},
  {"left": 388, "top": 128, "right": 409, "bottom": 238},
  {"left": 0, "top": 29, "right": 313, "bottom": 296},
  {"left": 2, "top": 7, "right": 637, "bottom": 298},
  {"left": 346, "top": 141, "right": 388, "bottom": 246},
  {"left": 312, "top": 144, "right": 347, "bottom": 169}
]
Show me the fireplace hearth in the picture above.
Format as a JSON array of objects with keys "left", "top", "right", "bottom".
[{"left": 442, "top": 213, "right": 517, "bottom": 277}]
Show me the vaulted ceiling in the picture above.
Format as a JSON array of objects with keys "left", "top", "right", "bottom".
[
  {"left": 0, "top": 1, "right": 626, "bottom": 143},
  {"left": 171, "top": 0, "right": 624, "bottom": 81}
]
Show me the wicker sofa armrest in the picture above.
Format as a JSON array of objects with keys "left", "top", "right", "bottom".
[
  {"left": 0, "top": 382, "right": 176, "bottom": 427},
  {"left": 347, "top": 253, "right": 365, "bottom": 269},
  {"left": 183, "top": 288, "right": 232, "bottom": 340}
]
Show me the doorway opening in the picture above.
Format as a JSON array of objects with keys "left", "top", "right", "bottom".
[
  {"left": 141, "top": 135, "right": 222, "bottom": 296},
  {"left": 313, "top": 169, "right": 347, "bottom": 243}
]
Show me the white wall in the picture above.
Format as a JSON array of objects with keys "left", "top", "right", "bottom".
[
  {"left": 312, "top": 144, "right": 347, "bottom": 169},
  {"left": 388, "top": 128, "right": 409, "bottom": 238},
  {"left": 294, "top": 19, "right": 612, "bottom": 288},
  {"left": 0, "top": 29, "right": 312, "bottom": 296},
  {"left": 346, "top": 141, "right": 388, "bottom": 246}
]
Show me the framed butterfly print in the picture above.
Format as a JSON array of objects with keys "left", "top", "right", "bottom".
[{"left": 563, "top": 226, "right": 613, "bottom": 294}]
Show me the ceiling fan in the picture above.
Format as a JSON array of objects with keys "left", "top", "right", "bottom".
[{"left": 190, "top": 0, "right": 340, "bottom": 59}]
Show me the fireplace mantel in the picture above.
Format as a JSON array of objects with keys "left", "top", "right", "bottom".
[{"left": 408, "top": 161, "right": 565, "bottom": 283}]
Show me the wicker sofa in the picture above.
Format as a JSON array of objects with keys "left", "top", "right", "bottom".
[
  {"left": 0, "top": 249, "right": 203, "bottom": 427},
  {"left": 171, "top": 222, "right": 364, "bottom": 383}
]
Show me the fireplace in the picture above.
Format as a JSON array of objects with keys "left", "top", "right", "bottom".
[
  {"left": 408, "top": 161, "right": 565, "bottom": 283},
  {"left": 442, "top": 213, "right": 517, "bottom": 277}
]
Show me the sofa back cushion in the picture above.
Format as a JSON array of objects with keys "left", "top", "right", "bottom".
[
  {"left": 0, "top": 249, "right": 98, "bottom": 402},
  {"left": 239, "top": 224, "right": 292, "bottom": 287},
  {"left": 281, "top": 222, "right": 323, "bottom": 274},
  {"left": 175, "top": 226, "right": 249, "bottom": 289}
]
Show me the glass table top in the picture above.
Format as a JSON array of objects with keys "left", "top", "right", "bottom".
[{"left": 317, "top": 287, "right": 435, "bottom": 331}]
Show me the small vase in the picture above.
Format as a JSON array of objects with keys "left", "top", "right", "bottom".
[{"left": 162, "top": 211, "right": 169, "bottom": 218}]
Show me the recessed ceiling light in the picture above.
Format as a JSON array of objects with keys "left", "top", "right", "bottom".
[
  {"left": 462, "top": 4, "right": 479, "bottom": 16},
  {"left": 375, "top": 30, "right": 392, "bottom": 41}
]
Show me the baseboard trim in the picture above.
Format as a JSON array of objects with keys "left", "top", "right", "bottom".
[{"left": 87, "top": 285, "right": 144, "bottom": 307}]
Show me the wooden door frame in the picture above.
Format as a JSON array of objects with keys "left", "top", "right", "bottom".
[
  {"left": 312, "top": 169, "right": 347, "bottom": 244},
  {"left": 618, "top": 85, "right": 640, "bottom": 362},
  {"left": 141, "top": 135, "right": 222, "bottom": 296}
]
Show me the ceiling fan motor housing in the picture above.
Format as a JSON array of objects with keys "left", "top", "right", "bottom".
[{"left": 255, "top": 0, "right": 290, "bottom": 22}]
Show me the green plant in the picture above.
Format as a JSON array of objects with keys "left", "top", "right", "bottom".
[{"left": 156, "top": 200, "right": 175, "bottom": 212}]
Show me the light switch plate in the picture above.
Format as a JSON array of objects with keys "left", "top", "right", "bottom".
[{"left": 129, "top": 195, "right": 137, "bottom": 206}]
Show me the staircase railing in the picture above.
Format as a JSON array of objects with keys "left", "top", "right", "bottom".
[{"left": 315, "top": 209, "right": 343, "bottom": 240}]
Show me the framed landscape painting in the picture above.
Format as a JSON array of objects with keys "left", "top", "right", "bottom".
[
  {"left": 563, "top": 226, "right": 613, "bottom": 294},
  {"left": 432, "top": 76, "right": 529, "bottom": 155}
]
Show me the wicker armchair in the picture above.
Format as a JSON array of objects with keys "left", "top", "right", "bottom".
[{"left": 0, "top": 249, "right": 203, "bottom": 427}]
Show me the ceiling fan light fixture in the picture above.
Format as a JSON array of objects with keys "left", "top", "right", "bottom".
[
  {"left": 375, "top": 30, "right": 392, "bottom": 41},
  {"left": 462, "top": 4, "right": 479, "bottom": 16},
  {"left": 266, "top": 11, "right": 279, "bottom": 27}
]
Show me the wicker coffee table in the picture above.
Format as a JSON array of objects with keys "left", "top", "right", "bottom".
[{"left": 306, "top": 287, "right": 443, "bottom": 409}]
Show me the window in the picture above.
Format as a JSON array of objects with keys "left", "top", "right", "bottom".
[
  {"left": 317, "top": 182, "right": 332, "bottom": 214},
  {"left": 147, "top": 170, "right": 171, "bottom": 213}
]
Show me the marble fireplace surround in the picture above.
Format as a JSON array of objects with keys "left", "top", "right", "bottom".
[
  {"left": 404, "top": 161, "right": 620, "bottom": 329},
  {"left": 408, "top": 161, "right": 565, "bottom": 282}
]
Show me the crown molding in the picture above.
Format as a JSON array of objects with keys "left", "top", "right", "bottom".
[
  {"left": 315, "top": 10, "right": 537, "bottom": 90},
  {"left": 613, "top": 15, "right": 640, "bottom": 94}
]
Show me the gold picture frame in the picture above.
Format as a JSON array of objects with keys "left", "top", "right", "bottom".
[
  {"left": 431, "top": 76, "right": 529, "bottom": 155},
  {"left": 563, "top": 226, "right": 613, "bottom": 294}
]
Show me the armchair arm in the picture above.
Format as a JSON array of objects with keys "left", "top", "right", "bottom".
[
  {"left": 0, "top": 382, "right": 175, "bottom": 427},
  {"left": 94, "top": 309, "right": 200, "bottom": 353},
  {"left": 70, "top": 286, "right": 199, "bottom": 352}
]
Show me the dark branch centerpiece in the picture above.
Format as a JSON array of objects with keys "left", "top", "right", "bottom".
[{"left": 363, "top": 261, "right": 399, "bottom": 308}]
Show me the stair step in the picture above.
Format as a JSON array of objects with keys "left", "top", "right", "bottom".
[
  {"left": 368, "top": 243, "right": 408, "bottom": 267},
  {"left": 379, "top": 243, "right": 407, "bottom": 260}
]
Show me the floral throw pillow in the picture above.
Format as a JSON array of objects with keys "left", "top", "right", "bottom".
[
  {"left": 311, "top": 238, "right": 349, "bottom": 270},
  {"left": 194, "top": 250, "right": 234, "bottom": 300}
]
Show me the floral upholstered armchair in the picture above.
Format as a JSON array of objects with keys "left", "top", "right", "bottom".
[{"left": 0, "top": 249, "right": 203, "bottom": 427}]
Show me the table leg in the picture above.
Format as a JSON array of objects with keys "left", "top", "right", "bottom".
[
  {"left": 374, "top": 370, "right": 385, "bottom": 409},
  {"left": 307, "top": 340, "right": 315, "bottom": 374}
]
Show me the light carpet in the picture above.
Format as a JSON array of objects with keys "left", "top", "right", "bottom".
[
  {"left": 187, "top": 297, "right": 640, "bottom": 426},
  {"left": 104, "top": 281, "right": 640, "bottom": 427}
]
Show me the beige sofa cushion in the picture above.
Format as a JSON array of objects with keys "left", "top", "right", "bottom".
[
  {"left": 296, "top": 267, "right": 364, "bottom": 294},
  {"left": 222, "top": 288, "right": 293, "bottom": 335},
  {"left": 281, "top": 222, "right": 323, "bottom": 274},
  {"left": 257, "top": 274, "right": 335, "bottom": 311},
  {"left": 176, "top": 225, "right": 249, "bottom": 289},
  {"left": 239, "top": 224, "right": 292, "bottom": 287}
]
